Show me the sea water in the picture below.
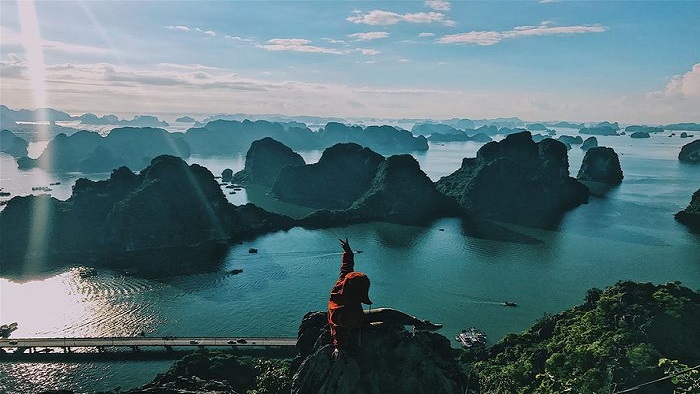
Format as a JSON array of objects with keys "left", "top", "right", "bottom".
[{"left": 1, "top": 133, "right": 699, "bottom": 392}]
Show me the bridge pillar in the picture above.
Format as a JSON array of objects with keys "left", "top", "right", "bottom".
[
  {"left": 130, "top": 346, "right": 140, "bottom": 352},
  {"left": 165, "top": 345, "right": 173, "bottom": 352}
]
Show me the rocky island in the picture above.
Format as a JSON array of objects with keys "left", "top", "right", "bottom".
[
  {"left": 579, "top": 121, "right": 620, "bottom": 136},
  {"left": 0, "top": 129, "right": 28, "bottom": 157},
  {"left": 678, "top": 140, "right": 700, "bottom": 164},
  {"left": 271, "top": 143, "right": 385, "bottom": 209},
  {"left": 580, "top": 136, "right": 598, "bottom": 151},
  {"left": 16, "top": 127, "right": 190, "bottom": 172},
  {"left": 0, "top": 155, "right": 294, "bottom": 276},
  {"left": 435, "top": 132, "right": 589, "bottom": 228},
  {"left": 301, "top": 154, "right": 457, "bottom": 226},
  {"left": 232, "top": 137, "right": 306, "bottom": 187},
  {"left": 577, "top": 147, "right": 624, "bottom": 185},
  {"left": 674, "top": 189, "right": 700, "bottom": 231}
]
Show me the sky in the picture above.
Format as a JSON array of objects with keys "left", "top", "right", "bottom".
[{"left": 1, "top": 0, "right": 699, "bottom": 124}]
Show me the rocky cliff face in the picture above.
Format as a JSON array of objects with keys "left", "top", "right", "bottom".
[
  {"left": 16, "top": 128, "right": 190, "bottom": 172},
  {"left": 0, "top": 129, "right": 28, "bottom": 157},
  {"left": 435, "top": 132, "right": 589, "bottom": 228},
  {"left": 580, "top": 136, "right": 598, "bottom": 151},
  {"left": 232, "top": 137, "right": 306, "bottom": 187},
  {"left": 271, "top": 143, "right": 385, "bottom": 209},
  {"left": 675, "top": 189, "right": 700, "bottom": 231},
  {"left": 291, "top": 312, "right": 464, "bottom": 394},
  {"left": 577, "top": 147, "right": 624, "bottom": 185},
  {"left": 0, "top": 155, "right": 293, "bottom": 275},
  {"left": 678, "top": 140, "right": 700, "bottom": 164},
  {"left": 301, "top": 154, "right": 457, "bottom": 226}
]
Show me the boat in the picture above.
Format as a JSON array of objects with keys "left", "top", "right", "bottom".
[
  {"left": 79, "top": 268, "right": 98, "bottom": 278},
  {"left": 229, "top": 269, "right": 243, "bottom": 275},
  {"left": 455, "top": 327, "right": 487, "bottom": 348},
  {"left": 0, "top": 322, "right": 18, "bottom": 338},
  {"left": 503, "top": 301, "right": 518, "bottom": 307},
  {"left": 248, "top": 248, "right": 258, "bottom": 254}
]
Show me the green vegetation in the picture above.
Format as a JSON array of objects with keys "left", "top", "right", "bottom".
[{"left": 463, "top": 281, "right": 700, "bottom": 393}]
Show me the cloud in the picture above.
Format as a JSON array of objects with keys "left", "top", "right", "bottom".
[
  {"left": 165, "top": 25, "right": 220, "bottom": 38},
  {"left": 1, "top": 27, "right": 114, "bottom": 55},
  {"left": 438, "top": 21, "right": 608, "bottom": 45},
  {"left": 348, "top": 32, "right": 389, "bottom": 41},
  {"left": 398, "top": 59, "right": 411, "bottom": 63},
  {"left": 357, "top": 49, "right": 381, "bottom": 55},
  {"left": 165, "top": 25, "right": 191, "bottom": 32},
  {"left": 649, "top": 63, "right": 700, "bottom": 102},
  {"left": 425, "top": 0, "right": 451, "bottom": 11},
  {"left": 418, "top": 32, "right": 435, "bottom": 37},
  {"left": 260, "top": 38, "right": 347, "bottom": 55},
  {"left": 538, "top": 0, "right": 559, "bottom": 3},
  {"left": 347, "top": 10, "right": 450, "bottom": 26},
  {"left": 0, "top": 53, "right": 27, "bottom": 78}
]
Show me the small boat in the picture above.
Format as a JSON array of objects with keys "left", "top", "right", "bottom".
[
  {"left": 0, "top": 191, "right": 10, "bottom": 197},
  {"left": 503, "top": 301, "right": 518, "bottom": 307},
  {"left": 229, "top": 269, "right": 243, "bottom": 275},
  {"left": 455, "top": 327, "right": 487, "bottom": 348},
  {"left": 355, "top": 250, "right": 363, "bottom": 254},
  {"left": 248, "top": 248, "right": 258, "bottom": 254},
  {"left": 79, "top": 268, "right": 98, "bottom": 278},
  {"left": 49, "top": 182, "right": 61, "bottom": 186}
]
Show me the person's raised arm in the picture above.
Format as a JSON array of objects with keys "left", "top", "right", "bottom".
[{"left": 338, "top": 238, "right": 354, "bottom": 277}]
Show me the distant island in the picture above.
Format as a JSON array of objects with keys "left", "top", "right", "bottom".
[
  {"left": 175, "top": 116, "right": 196, "bottom": 123},
  {"left": 77, "top": 113, "right": 169, "bottom": 127},
  {"left": 0, "top": 155, "right": 293, "bottom": 276},
  {"left": 579, "top": 121, "right": 620, "bottom": 136},
  {"left": 0, "top": 129, "right": 28, "bottom": 157},
  {"left": 664, "top": 123, "right": 700, "bottom": 131},
  {"left": 16, "top": 127, "right": 190, "bottom": 172},
  {"left": 184, "top": 119, "right": 428, "bottom": 155},
  {"left": 625, "top": 125, "right": 664, "bottom": 134}
]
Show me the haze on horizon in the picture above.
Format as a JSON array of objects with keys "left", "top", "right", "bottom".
[{"left": 1, "top": 0, "right": 699, "bottom": 124}]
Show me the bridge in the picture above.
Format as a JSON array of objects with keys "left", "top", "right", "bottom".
[{"left": 0, "top": 336, "right": 297, "bottom": 357}]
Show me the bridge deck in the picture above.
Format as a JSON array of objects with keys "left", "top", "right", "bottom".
[{"left": 0, "top": 337, "right": 297, "bottom": 349}]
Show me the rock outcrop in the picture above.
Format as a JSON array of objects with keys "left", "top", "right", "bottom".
[
  {"left": 0, "top": 129, "right": 28, "bottom": 157},
  {"left": 232, "top": 137, "right": 306, "bottom": 187},
  {"left": 184, "top": 119, "right": 320, "bottom": 154},
  {"left": 221, "top": 168, "right": 233, "bottom": 182},
  {"left": 411, "top": 122, "right": 462, "bottom": 136},
  {"left": 16, "top": 128, "right": 190, "bottom": 172},
  {"left": 271, "top": 143, "right": 384, "bottom": 209},
  {"left": 678, "top": 140, "right": 700, "bottom": 164},
  {"left": 630, "top": 131, "right": 651, "bottom": 139},
  {"left": 291, "top": 312, "right": 464, "bottom": 394},
  {"left": 675, "top": 189, "right": 700, "bottom": 231},
  {"left": 0, "top": 155, "right": 294, "bottom": 276},
  {"left": 625, "top": 125, "right": 664, "bottom": 134},
  {"left": 579, "top": 122, "right": 620, "bottom": 136},
  {"left": 664, "top": 123, "right": 700, "bottom": 131},
  {"left": 580, "top": 136, "right": 598, "bottom": 151},
  {"left": 435, "top": 132, "right": 589, "bottom": 228},
  {"left": 319, "top": 122, "right": 428, "bottom": 152},
  {"left": 184, "top": 120, "right": 428, "bottom": 155},
  {"left": 577, "top": 147, "right": 624, "bottom": 185},
  {"left": 301, "top": 154, "right": 457, "bottom": 226}
]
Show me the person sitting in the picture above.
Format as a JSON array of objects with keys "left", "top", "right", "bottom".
[{"left": 328, "top": 238, "right": 442, "bottom": 357}]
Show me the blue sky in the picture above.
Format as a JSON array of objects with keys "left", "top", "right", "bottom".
[{"left": 1, "top": 0, "right": 699, "bottom": 123}]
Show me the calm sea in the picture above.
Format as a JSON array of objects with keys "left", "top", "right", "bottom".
[{"left": 1, "top": 132, "right": 698, "bottom": 393}]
